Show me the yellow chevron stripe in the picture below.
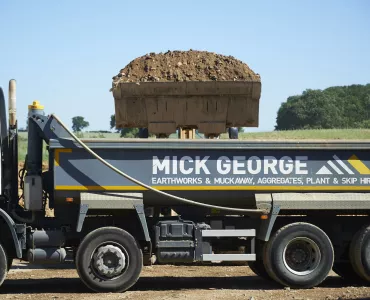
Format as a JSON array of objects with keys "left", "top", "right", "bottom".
[
  {"left": 348, "top": 155, "right": 370, "bottom": 175},
  {"left": 54, "top": 148, "right": 72, "bottom": 166}
]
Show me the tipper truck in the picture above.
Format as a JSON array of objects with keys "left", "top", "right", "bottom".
[{"left": 0, "top": 79, "right": 369, "bottom": 292}]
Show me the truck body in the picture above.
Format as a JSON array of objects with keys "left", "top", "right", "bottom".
[{"left": 0, "top": 80, "right": 369, "bottom": 292}]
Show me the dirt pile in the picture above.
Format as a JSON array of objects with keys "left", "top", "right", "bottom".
[{"left": 112, "top": 50, "right": 260, "bottom": 85}]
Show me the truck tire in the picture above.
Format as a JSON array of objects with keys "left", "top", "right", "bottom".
[
  {"left": 248, "top": 260, "right": 271, "bottom": 280},
  {"left": 0, "top": 243, "right": 8, "bottom": 286},
  {"left": 349, "top": 225, "right": 370, "bottom": 282},
  {"left": 76, "top": 227, "right": 143, "bottom": 292},
  {"left": 7, "top": 258, "right": 13, "bottom": 271},
  {"left": 248, "top": 240, "right": 271, "bottom": 280},
  {"left": 333, "top": 262, "right": 365, "bottom": 283},
  {"left": 263, "top": 222, "right": 334, "bottom": 288}
]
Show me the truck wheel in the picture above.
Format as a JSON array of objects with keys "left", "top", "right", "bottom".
[
  {"left": 248, "top": 240, "right": 271, "bottom": 280},
  {"left": 248, "top": 260, "right": 271, "bottom": 280},
  {"left": 263, "top": 222, "right": 334, "bottom": 288},
  {"left": 76, "top": 227, "right": 143, "bottom": 292},
  {"left": 0, "top": 243, "right": 9, "bottom": 286},
  {"left": 333, "top": 262, "right": 365, "bottom": 283},
  {"left": 349, "top": 225, "right": 370, "bottom": 282},
  {"left": 7, "top": 258, "right": 13, "bottom": 271}
]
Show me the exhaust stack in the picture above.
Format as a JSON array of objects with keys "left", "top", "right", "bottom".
[{"left": 8, "top": 80, "right": 16, "bottom": 128}]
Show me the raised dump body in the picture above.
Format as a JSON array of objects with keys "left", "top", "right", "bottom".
[{"left": 112, "top": 81, "right": 261, "bottom": 136}]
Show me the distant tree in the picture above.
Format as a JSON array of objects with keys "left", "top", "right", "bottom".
[
  {"left": 110, "top": 114, "right": 139, "bottom": 137},
  {"left": 238, "top": 127, "right": 244, "bottom": 133},
  {"left": 72, "top": 116, "right": 89, "bottom": 132},
  {"left": 110, "top": 115, "right": 119, "bottom": 132},
  {"left": 275, "top": 84, "right": 370, "bottom": 130}
]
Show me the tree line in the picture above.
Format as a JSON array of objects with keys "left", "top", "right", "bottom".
[{"left": 276, "top": 84, "right": 370, "bottom": 130}]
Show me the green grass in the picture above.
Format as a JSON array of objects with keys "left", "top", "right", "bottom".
[
  {"left": 230, "top": 128, "right": 370, "bottom": 140},
  {"left": 17, "top": 129, "right": 370, "bottom": 162},
  {"left": 75, "top": 132, "right": 121, "bottom": 139}
]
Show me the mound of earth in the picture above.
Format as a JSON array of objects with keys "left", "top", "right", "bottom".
[{"left": 112, "top": 50, "right": 260, "bottom": 85}]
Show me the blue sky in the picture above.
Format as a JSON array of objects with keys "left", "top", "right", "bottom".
[{"left": 1, "top": 0, "right": 369, "bottom": 132}]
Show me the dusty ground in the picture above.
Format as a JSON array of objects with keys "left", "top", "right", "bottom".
[{"left": 1, "top": 261, "right": 370, "bottom": 300}]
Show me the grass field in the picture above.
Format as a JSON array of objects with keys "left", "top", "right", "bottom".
[
  {"left": 236, "top": 128, "right": 370, "bottom": 140},
  {"left": 17, "top": 129, "right": 370, "bottom": 162}
]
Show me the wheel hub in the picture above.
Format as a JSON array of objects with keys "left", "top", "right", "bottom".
[
  {"left": 283, "top": 237, "right": 321, "bottom": 276},
  {"left": 291, "top": 247, "right": 307, "bottom": 263},
  {"left": 92, "top": 245, "right": 126, "bottom": 278}
]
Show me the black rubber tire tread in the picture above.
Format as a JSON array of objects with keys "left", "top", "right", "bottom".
[
  {"left": 249, "top": 240, "right": 271, "bottom": 280},
  {"left": 262, "top": 245, "right": 282, "bottom": 284},
  {"left": 350, "top": 225, "right": 370, "bottom": 282},
  {"left": 263, "top": 222, "right": 334, "bottom": 288},
  {"left": 76, "top": 227, "right": 143, "bottom": 293},
  {"left": 333, "top": 262, "right": 366, "bottom": 283},
  {"left": 248, "top": 260, "right": 271, "bottom": 280},
  {"left": 0, "top": 243, "right": 8, "bottom": 286},
  {"left": 7, "top": 258, "right": 13, "bottom": 271}
]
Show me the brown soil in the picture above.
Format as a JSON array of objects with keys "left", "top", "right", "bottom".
[
  {"left": 112, "top": 50, "right": 260, "bottom": 85},
  {"left": 5, "top": 262, "right": 370, "bottom": 300}
]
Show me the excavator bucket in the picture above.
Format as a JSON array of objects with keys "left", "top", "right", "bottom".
[{"left": 112, "top": 81, "right": 261, "bottom": 136}]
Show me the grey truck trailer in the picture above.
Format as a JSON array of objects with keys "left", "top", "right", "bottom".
[{"left": 0, "top": 79, "right": 369, "bottom": 292}]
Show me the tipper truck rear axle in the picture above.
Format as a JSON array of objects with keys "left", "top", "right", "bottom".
[{"left": 0, "top": 79, "right": 369, "bottom": 292}]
